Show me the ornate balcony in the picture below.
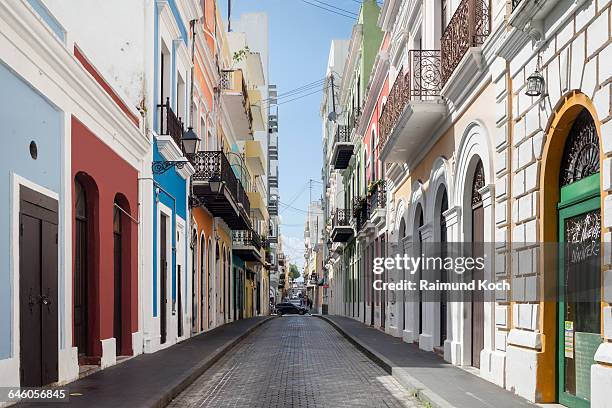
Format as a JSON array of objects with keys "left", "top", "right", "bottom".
[
  {"left": 378, "top": 50, "right": 446, "bottom": 164},
  {"left": 511, "top": 0, "right": 522, "bottom": 10},
  {"left": 352, "top": 196, "right": 370, "bottom": 234},
  {"left": 368, "top": 180, "right": 387, "bottom": 228},
  {"left": 189, "top": 151, "right": 251, "bottom": 229},
  {"left": 220, "top": 69, "right": 253, "bottom": 139},
  {"left": 331, "top": 209, "right": 354, "bottom": 243},
  {"left": 158, "top": 98, "right": 184, "bottom": 145},
  {"left": 268, "top": 198, "right": 278, "bottom": 216},
  {"left": 348, "top": 105, "right": 361, "bottom": 134},
  {"left": 440, "top": 0, "right": 491, "bottom": 87},
  {"left": 232, "top": 230, "right": 263, "bottom": 262},
  {"left": 331, "top": 125, "right": 353, "bottom": 170}
]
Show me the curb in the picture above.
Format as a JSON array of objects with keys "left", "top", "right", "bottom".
[
  {"left": 317, "top": 315, "right": 455, "bottom": 408},
  {"left": 154, "top": 316, "right": 275, "bottom": 408}
]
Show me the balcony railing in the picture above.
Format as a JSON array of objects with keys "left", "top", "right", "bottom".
[
  {"left": 232, "top": 229, "right": 262, "bottom": 250},
  {"left": 220, "top": 69, "right": 253, "bottom": 132},
  {"left": 189, "top": 151, "right": 250, "bottom": 215},
  {"left": 332, "top": 209, "right": 352, "bottom": 229},
  {"left": 440, "top": 0, "right": 491, "bottom": 86},
  {"left": 379, "top": 50, "right": 442, "bottom": 149},
  {"left": 511, "top": 0, "right": 523, "bottom": 10},
  {"left": 347, "top": 106, "right": 361, "bottom": 133},
  {"left": 352, "top": 196, "right": 370, "bottom": 232},
  {"left": 269, "top": 199, "right": 278, "bottom": 215},
  {"left": 368, "top": 180, "right": 386, "bottom": 212},
  {"left": 335, "top": 125, "right": 350, "bottom": 143},
  {"left": 158, "top": 97, "right": 184, "bottom": 149}
]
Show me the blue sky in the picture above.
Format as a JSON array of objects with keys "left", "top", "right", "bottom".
[{"left": 222, "top": 0, "right": 357, "bottom": 269}]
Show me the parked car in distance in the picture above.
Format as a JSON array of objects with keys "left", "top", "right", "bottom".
[{"left": 276, "top": 302, "right": 307, "bottom": 316}]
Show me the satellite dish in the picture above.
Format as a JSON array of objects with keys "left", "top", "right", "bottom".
[{"left": 327, "top": 111, "right": 337, "bottom": 122}]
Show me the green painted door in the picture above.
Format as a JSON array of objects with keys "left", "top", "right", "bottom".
[{"left": 557, "top": 174, "right": 602, "bottom": 408}]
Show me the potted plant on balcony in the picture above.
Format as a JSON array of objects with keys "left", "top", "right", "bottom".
[{"left": 367, "top": 179, "right": 384, "bottom": 195}]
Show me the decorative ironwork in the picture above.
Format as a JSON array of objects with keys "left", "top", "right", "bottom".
[
  {"left": 378, "top": 50, "right": 442, "bottom": 150},
  {"left": 471, "top": 161, "right": 485, "bottom": 206},
  {"left": 158, "top": 97, "right": 184, "bottom": 149},
  {"left": 348, "top": 106, "right": 362, "bottom": 133},
  {"left": 335, "top": 125, "right": 350, "bottom": 143},
  {"left": 440, "top": 0, "right": 491, "bottom": 86},
  {"left": 511, "top": 0, "right": 523, "bottom": 11},
  {"left": 220, "top": 69, "right": 253, "bottom": 130},
  {"left": 152, "top": 160, "right": 187, "bottom": 174},
  {"left": 368, "top": 180, "right": 387, "bottom": 212},
  {"left": 187, "top": 151, "right": 250, "bottom": 214},
  {"left": 332, "top": 209, "right": 352, "bottom": 228},
  {"left": 232, "top": 229, "right": 262, "bottom": 250},
  {"left": 352, "top": 196, "right": 370, "bottom": 231},
  {"left": 560, "top": 109, "right": 599, "bottom": 187}
]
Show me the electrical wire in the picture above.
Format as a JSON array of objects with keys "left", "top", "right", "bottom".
[
  {"left": 298, "top": 0, "right": 356, "bottom": 19},
  {"left": 260, "top": 78, "right": 327, "bottom": 103},
  {"left": 309, "top": 0, "right": 358, "bottom": 16}
]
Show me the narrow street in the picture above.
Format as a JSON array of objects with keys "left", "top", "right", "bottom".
[{"left": 169, "top": 317, "right": 422, "bottom": 408}]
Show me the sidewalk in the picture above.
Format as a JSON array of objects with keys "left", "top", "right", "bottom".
[
  {"left": 18, "top": 316, "right": 272, "bottom": 408},
  {"left": 320, "top": 315, "right": 536, "bottom": 408}
]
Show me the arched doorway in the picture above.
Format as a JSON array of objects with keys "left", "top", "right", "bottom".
[
  {"left": 438, "top": 188, "right": 449, "bottom": 348},
  {"left": 74, "top": 177, "right": 90, "bottom": 362},
  {"left": 414, "top": 204, "right": 424, "bottom": 340},
  {"left": 113, "top": 194, "right": 132, "bottom": 356},
  {"left": 199, "top": 234, "right": 206, "bottom": 331},
  {"left": 470, "top": 160, "right": 485, "bottom": 368},
  {"left": 190, "top": 230, "right": 197, "bottom": 334},
  {"left": 399, "top": 217, "right": 406, "bottom": 332},
  {"left": 556, "top": 108, "right": 601, "bottom": 406}
]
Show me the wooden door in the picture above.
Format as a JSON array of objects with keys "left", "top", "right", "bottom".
[
  {"left": 381, "top": 236, "right": 385, "bottom": 329},
  {"left": 160, "top": 214, "right": 167, "bottom": 344},
  {"left": 74, "top": 180, "right": 88, "bottom": 358},
  {"left": 19, "top": 186, "right": 58, "bottom": 386},
  {"left": 113, "top": 206, "right": 123, "bottom": 355},
  {"left": 471, "top": 203, "right": 485, "bottom": 368}
]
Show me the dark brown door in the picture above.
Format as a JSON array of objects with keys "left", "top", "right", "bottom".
[
  {"left": 472, "top": 203, "right": 485, "bottom": 368},
  {"left": 160, "top": 215, "right": 167, "bottom": 344},
  {"left": 74, "top": 180, "right": 88, "bottom": 359},
  {"left": 19, "top": 186, "right": 58, "bottom": 386},
  {"left": 113, "top": 206, "right": 123, "bottom": 355}
]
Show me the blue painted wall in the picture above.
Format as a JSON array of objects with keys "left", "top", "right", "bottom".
[
  {"left": 152, "top": 143, "right": 187, "bottom": 317},
  {"left": 151, "top": 0, "right": 189, "bottom": 319},
  {"left": 0, "top": 62, "right": 62, "bottom": 359}
]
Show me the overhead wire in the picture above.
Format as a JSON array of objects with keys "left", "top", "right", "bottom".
[{"left": 297, "top": 0, "right": 356, "bottom": 19}]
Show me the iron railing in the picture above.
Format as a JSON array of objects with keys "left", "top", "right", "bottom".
[
  {"left": 348, "top": 105, "right": 362, "bottom": 133},
  {"left": 368, "top": 180, "right": 386, "bottom": 212},
  {"left": 332, "top": 209, "right": 352, "bottom": 229},
  {"left": 379, "top": 50, "right": 442, "bottom": 149},
  {"left": 268, "top": 199, "right": 278, "bottom": 215},
  {"left": 220, "top": 69, "right": 253, "bottom": 129},
  {"left": 352, "top": 196, "right": 370, "bottom": 232},
  {"left": 511, "top": 0, "right": 523, "bottom": 10},
  {"left": 232, "top": 229, "right": 262, "bottom": 250},
  {"left": 440, "top": 0, "right": 491, "bottom": 86},
  {"left": 335, "top": 124, "right": 350, "bottom": 143},
  {"left": 158, "top": 97, "right": 184, "bottom": 149},
  {"left": 188, "top": 151, "right": 250, "bottom": 215}
]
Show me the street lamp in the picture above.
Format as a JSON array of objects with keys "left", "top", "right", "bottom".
[
  {"left": 525, "top": 56, "right": 545, "bottom": 97},
  {"left": 152, "top": 127, "right": 201, "bottom": 174}
]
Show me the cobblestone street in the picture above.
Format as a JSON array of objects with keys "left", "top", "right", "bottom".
[{"left": 169, "top": 317, "right": 422, "bottom": 408}]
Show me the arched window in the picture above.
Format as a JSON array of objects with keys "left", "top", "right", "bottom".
[{"left": 560, "top": 109, "right": 599, "bottom": 186}]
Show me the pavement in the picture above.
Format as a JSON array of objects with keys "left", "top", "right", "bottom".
[
  {"left": 321, "top": 315, "right": 537, "bottom": 408},
  {"left": 170, "top": 315, "right": 424, "bottom": 408},
  {"left": 16, "top": 316, "right": 272, "bottom": 408}
]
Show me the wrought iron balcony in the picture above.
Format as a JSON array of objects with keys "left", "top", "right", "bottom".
[
  {"left": 368, "top": 180, "right": 386, "bottom": 212},
  {"left": 379, "top": 50, "right": 442, "bottom": 150},
  {"left": 188, "top": 151, "right": 251, "bottom": 229},
  {"left": 331, "top": 209, "right": 354, "bottom": 242},
  {"left": 347, "top": 105, "right": 361, "bottom": 133},
  {"left": 268, "top": 199, "right": 278, "bottom": 215},
  {"left": 440, "top": 0, "right": 491, "bottom": 86},
  {"left": 158, "top": 97, "right": 184, "bottom": 149},
  {"left": 269, "top": 175, "right": 278, "bottom": 188},
  {"left": 331, "top": 125, "right": 353, "bottom": 170},
  {"left": 511, "top": 0, "right": 523, "bottom": 11},
  {"left": 352, "top": 196, "right": 370, "bottom": 233},
  {"left": 232, "top": 229, "right": 263, "bottom": 262},
  {"left": 220, "top": 69, "right": 253, "bottom": 138}
]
